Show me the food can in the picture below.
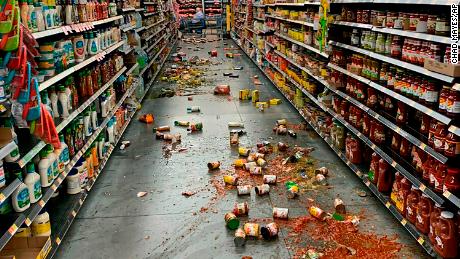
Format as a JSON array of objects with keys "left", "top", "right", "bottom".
[
  {"left": 263, "top": 175, "right": 277, "bottom": 184},
  {"left": 315, "top": 166, "right": 328, "bottom": 176},
  {"left": 237, "top": 185, "right": 252, "bottom": 195},
  {"left": 334, "top": 198, "right": 346, "bottom": 214},
  {"left": 261, "top": 222, "right": 279, "bottom": 240},
  {"left": 207, "top": 161, "right": 221, "bottom": 170},
  {"left": 256, "top": 158, "right": 267, "bottom": 168},
  {"left": 276, "top": 126, "right": 287, "bottom": 135},
  {"left": 315, "top": 174, "right": 327, "bottom": 185},
  {"left": 233, "top": 201, "right": 249, "bottom": 216},
  {"left": 243, "top": 162, "right": 257, "bottom": 171},
  {"left": 309, "top": 206, "right": 326, "bottom": 220},
  {"left": 238, "top": 147, "right": 250, "bottom": 157},
  {"left": 223, "top": 175, "right": 238, "bottom": 185},
  {"left": 249, "top": 166, "right": 262, "bottom": 175},
  {"left": 153, "top": 125, "right": 170, "bottom": 132},
  {"left": 234, "top": 228, "right": 246, "bottom": 246},
  {"left": 278, "top": 142, "right": 288, "bottom": 151},
  {"left": 251, "top": 90, "right": 259, "bottom": 103},
  {"left": 163, "top": 134, "right": 181, "bottom": 141},
  {"left": 174, "top": 120, "right": 190, "bottom": 126},
  {"left": 255, "top": 184, "right": 270, "bottom": 195},
  {"left": 239, "top": 89, "right": 250, "bottom": 100},
  {"left": 230, "top": 132, "right": 239, "bottom": 145},
  {"left": 276, "top": 119, "right": 287, "bottom": 125},
  {"left": 224, "top": 212, "right": 240, "bottom": 230},
  {"left": 243, "top": 223, "right": 260, "bottom": 237},
  {"left": 233, "top": 159, "right": 247, "bottom": 168},
  {"left": 272, "top": 207, "right": 289, "bottom": 219}
]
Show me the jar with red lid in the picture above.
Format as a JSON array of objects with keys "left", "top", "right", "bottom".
[
  {"left": 416, "top": 193, "right": 433, "bottom": 234},
  {"left": 409, "top": 13, "right": 419, "bottom": 31},
  {"left": 439, "top": 86, "right": 451, "bottom": 114},
  {"left": 395, "top": 177, "right": 411, "bottom": 216},
  {"left": 443, "top": 168, "right": 460, "bottom": 195},
  {"left": 417, "top": 14, "right": 428, "bottom": 33},
  {"left": 406, "top": 186, "right": 421, "bottom": 224},
  {"left": 444, "top": 132, "right": 460, "bottom": 158},
  {"left": 424, "top": 81, "right": 439, "bottom": 109},
  {"left": 446, "top": 88, "right": 460, "bottom": 121},
  {"left": 396, "top": 102, "right": 408, "bottom": 125},
  {"left": 374, "top": 123, "right": 386, "bottom": 144},
  {"left": 402, "top": 13, "right": 410, "bottom": 30},
  {"left": 390, "top": 36, "right": 402, "bottom": 58},
  {"left": 434, "top": 122, "right": 447, "bottom": 153},
  {"left": 386, "top": 12, "right": 397, "bottom": 28},
  {"left": 349, "top": 136, "right": 362, "bottom": 164},
  {"left": 427, "top": 15, "right": 437, "bottom": 34},
  {"left": 420, "top": 115, "right": 431, "bottom": 136},
  {"left": 400, "top": 138, "right": 411, "bottom": 158},
  {"left": 433, "top": 163, "right": 447, "bottom": 192},
  {"left": 375, "top": 11, "right": 386, "bottom": 27},
  {"left": 377, "top": 159, "right": 392, "bottom": 193},
  {"left": 429, "top": 203, "right": 444, "bottom": 244}
]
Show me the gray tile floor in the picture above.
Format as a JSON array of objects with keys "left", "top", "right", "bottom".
[{"left": 55, "top": 38, "right": 428, "bottom": 259}]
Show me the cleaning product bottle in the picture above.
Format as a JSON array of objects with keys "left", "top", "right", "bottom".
[
  {"left": 88, "top": 31, "right": 99, "bottom": 56},
  {"left": 85, "top": 151, "right": 94, "bottom": 179},
  {"left": 46, "top": 145, "right": 59, "bottom": 180},
  {"left": 31, "top": 211, "right": 51, "bottom": 236},
  {"left": 44, "top": 4, "right": 53, "bottom": 29},
  {"left": 59, "top": 133, "right": 70, "bottom": 165},
  {"left": 41, "top": 90, "right": 53, "bottom": 116},
  {"left": 91, "top": 143, "right": 99, "bottom": 167},
  {"left": 27, "top": 0, "right": 36, "bottom": 32},
  {"left": 38, "top": 150, "right": 53, "bottom": 187},
  {"left": 107, "top": 118, "right": 115, "bottom": 143},
  {"left": 65, "top": 0, "right": 73, "bottom": 24},
  {"left": 67, "top": 168, "right": 81, "bottom": 194},
  {"left": 12, "top": 180, "right": 30, "bottom": 212},
  {"left": 53, "top": 141, "right": 63, "bottom": 175},
  {"left": 57, "top": 85, "right": 69, "bottom": 118},
  {"left": 24, "top": 163, "right": 42, "bottom": 203},
  {"left": 0, "top": 160, "right": 5, "bottom": 188},
  {"left": 35, "top": 2, "right": 46, "bottom": 32},
  {"left": 83, "top": 109, "right": 92, "bottom": 137},
  {"left": 50, "top": 86, "right": 59, "bottom": 118},
  {"left": 4, "top": 119, "right": 20, "bottom": 163},
  {"left": 75, "top": 158, "right": 88, "bottom": 188},
  {"left": 65, "top": 83, "right": 73, "bottom": 111},
  {"left": 91, "top": 104, "right": 98, "bottom": 130},
  {"left": 97, "top": 134, "right": 105, "bottom": 159},
  {"left": 100, "top": 93, "right": 108, "bottom": 117},
  {"left": 73, "top": 35, "right": 85, "bottom": 63}
]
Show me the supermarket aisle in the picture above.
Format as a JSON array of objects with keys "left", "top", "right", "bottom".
[{"left": 55, "top": 38, "right": 427, "bottom": 258}]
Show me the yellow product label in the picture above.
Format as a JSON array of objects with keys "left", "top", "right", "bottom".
[
  {"left": 15, "top": 227, "right": 32, "bottom": 237},
  {"left": 390, "top": 192, "right": 398, "bottom": 205},
  {"left": 252, "top": 90, "right": 259, "bottom": 103},
  {"left": 395, "top": 196, "right": 404, "bottom": 213},
  {"left": 270, "top": 99, "right": 281, "bottom": 105},
  {"left": 256, "top": 102, "right": 268, "bottom": 108},
  {"left": 234, "top": 159, "right": 245, "bottom": 167},
  {"left": 32, "top": 221, "right": 51, "bottom": 236},
  {"left": 321, "top": 68, "right": 328, "bottom": 77}
]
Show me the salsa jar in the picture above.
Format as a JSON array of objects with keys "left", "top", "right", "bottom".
[
  {"left": 400, "top": 138, "right": 411, "bottom": 158},
  {"left": 420, "top": 114, "right": 431, "bottom": 136},
  {"left": 443, "top": 168, "right": 460, "bottom": 195},
  {"left": 396, "top": 101, "right": 408, "bottom": 125},
  {"left": 366, "top": 87, "right": 378, "bottom": 109},
  {"left": 434, "top": 122, "right": 447, "bottom": 153},
  {"left": 362, "top": 114, "right": 371, "bottom": 136},
  {"left": 417, "top": 14, "right": 428, "bottom": 33},
  {"left": 409, "top": 13, "right": 419, "bottom": 31},
  {"left": 424, "top": 80, "right": 438, "bottom": 109},
  {"left": 435, "top": 16, "right": 450, "bottom": 36},
  {"left": 391, "top": 133, "right": 401, "bottom": 152},
  {"left": 439, "top": 86, "right": 451, "bottom": 114},
  {"left": 446, "top": 88, "right": 460, "bottom": 120},
  {"left": 444, "top": 132, "right": 460, "bottom": 158},
  {"left": 434, "top": 163, "right": 447, "bottom": 192},
  {"left": 362, "top": 10, "right": 370, "bottom": 24},
  {"left": 374, "top": 122, "right": 386, "bottom": 144},
  {"left": 386, "top": 12, "right": 397, "bottom": 28},
  {"left": 393, "top": 12, "right": 404, "bottom": 29},
  {"left": 375, "top": 11, "right": 386, "bottom": 27}
]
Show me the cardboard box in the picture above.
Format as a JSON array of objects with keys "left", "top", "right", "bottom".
[
  {"left": 1, "top": 237, "right": 51, "bottom": 259},
  {"left": 424, "top": 59, "right": 460, "bottom": 77},
  {"left": 0, "top": 128, "right": 13, "bottom": 149}
]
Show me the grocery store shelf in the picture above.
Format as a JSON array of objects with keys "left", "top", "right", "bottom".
[
  {"left": 0, "top": 142, "right": 17, "bottom": 161},
  {"left": 39, "top": 41, "right": 124, "bottom": 92},
  {"left": 0, "top": 179, "right": 21, "bottom": 204},
  {"left": 253, "top": 3, "right": 266, "bottom": 7},
  {"left": 245, "top": 27, "right": 255, "bottom": 33},
  {"left": 266, "top": 15, "right": 314, "bottom": 27},
  {"left": 448, "top": 125, "right": 460, "bottom": 136},
  {"left": 265, "top": 41, "right": 276, "bottom": 49},
  {"left": 331, "top": 21, "right": 451, "bottom": 44},
  {"left": 122, "top": 46, "right": 134, "bottom": 54},
  {"left": 144, "top": 1, "right": 157, "bottom": 4},
  {"left": 121, "top": 24, "right": 137, "bottom": 32},
  {"left": 140, "top": 38, "right": 171, "bottom": 76},
  {"left": 121, "top": 7, "right": 136, "bottom": 12},
  {"left": 329, "top": 41, "right": 455, "bottom": 83},
  {"left": 136, "top": 8, "right": 145, "bottom": 11},
  {"left": 254, "top": 17, "right": 265, "bottom": 21},
  {"left": 327, "top": 63, "right": 452, "bottom": 126},
  {"left": 18, "top": 66, "right": 127, "bottom": 169},
  {"left": 135, "top": 26, "right": 146, "bottom": 32},
  {"left": 332, "top": 0, "right": 372, "bottom": 2},
  {"left": 331, "top": 20, "right": 372, "bottom": 29},
  {"left": 126, "top": 63, "right": 139, "bottom": 76},
  {"left": 144, "top": 25, "right": 167, "bottom": 41},
  {"left": 275, "top": 32, "right": 328, "bottom": 58},
  {"left": 271, "top": 1, "right": 320, "bottom": 6},
  {"left": 32, "top": 16, "right": 123, "bottom": 39},
  {"left": 145, "top": 33, "right": 168, "bottom": 52},
  {"left": 333, "top": 0, "right": 457, "bottom": 3},
  {"left": 143, "top": 11, "right": 159, "bottom": 16},
  {"left": 144, "top": 18, "right": 165, "bottom": 30}
]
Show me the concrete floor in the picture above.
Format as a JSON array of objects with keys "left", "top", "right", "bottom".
[{"left": 55, "top": 38, "right": 428, "bottom": 259}]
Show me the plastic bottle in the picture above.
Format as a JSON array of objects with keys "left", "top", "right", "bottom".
[
  {"left": 416, "top": 194, "right": 433, "bottom": 234},
  {"left": 91, "top": 104, "right": 98, "bottom": 132},
  {"left": 67, "top": 168, "right": 81, "bottom": 194},
  {"left": 434, "top": 211, "right": 458, "bottom": 258},
  {"left": 0, "top": 160, "right": 5, "bottom": 188},
  {"left": 97, "top": 134, "right": 105, "bottom": 159},
  {"left": 24, "top": 163, "right": 42, "bottom": 203},
  {"left": 57, "top": 85, "right": 69, "bottom": 118},
  {"left": 31, "top": 211, "right": 51, "bottom": 236},
  {"left": 100, "top": 93, "right": 108, "bottom": 117},
  {"left": 429, "top": 203, "right": 444, "bottom": 244},
  {"left": 406, "top": 186, "right": 420, "bottom": 224},
  {"left": 46, "top": 145, "right": 59, "bottom": 180},
  {"left": 49, "top": 87, "right": 59, "bottom": 118},
  {"left": 88, "top": 32, "right": 99, "bottom": 55},
  {"left": 12, "top": 180, "right": 30, "bottom": 213},
  {"left": 38, "top": 150, "right": 53, "bottom": 187},
  {"left": 65, "top": 84, "right": 72, "bottom": 111},
  {"left": 34, "top": 3, "right": 46, "bottom": 32},
  {"left": 59, "top": 133, "right": 70, "bottom": 165},
  {"left": 65, "top": 0, "right": 73, "bottom": 24},
  {"left": 75, "top": 158, "right": 88, "bottom": 188},
  {"left": 91, "top": 143, "right": 98, "bottom": 167},
  {"left": 4, "top": 120, "right": 20, "bottom": 163},
  {"left": 83, "top": 109, "right": 92, "bottom": 137},
  {"left": 107, "top": 118, "right": 115, "bottom": 143},
  {"left": 44, "top": 5, "right": 53, "bottom": 29},
  {"left": 53, "top": 142, "right": 64, "bottom": 175},
  {"left": 85, "top": 151, "right": 94, "bottom": 179},
  {"left": 73, "top": 35, "right": 86, "bottom": 63},
  {"left": 28, "top": 0, "right": 37, "bottom": 32}
]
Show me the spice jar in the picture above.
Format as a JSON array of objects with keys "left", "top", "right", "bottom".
[
  {"left": 434, "top": 122, "right": 447, "bottom": 153},
  {"left": 417, "top": 14, "right": 428, "bottom": 33},
  {"left": 444, "top": 131, "right": 460, "bottom": 159},
  {"left": 427, "top": 15, "right": 437, "bottom": 35},
  {"left": 435, "top": 16, "right": 449, "bottom": 36},
  {"left": 443, "top": 168, "right": 460, "bottom": 195}
]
